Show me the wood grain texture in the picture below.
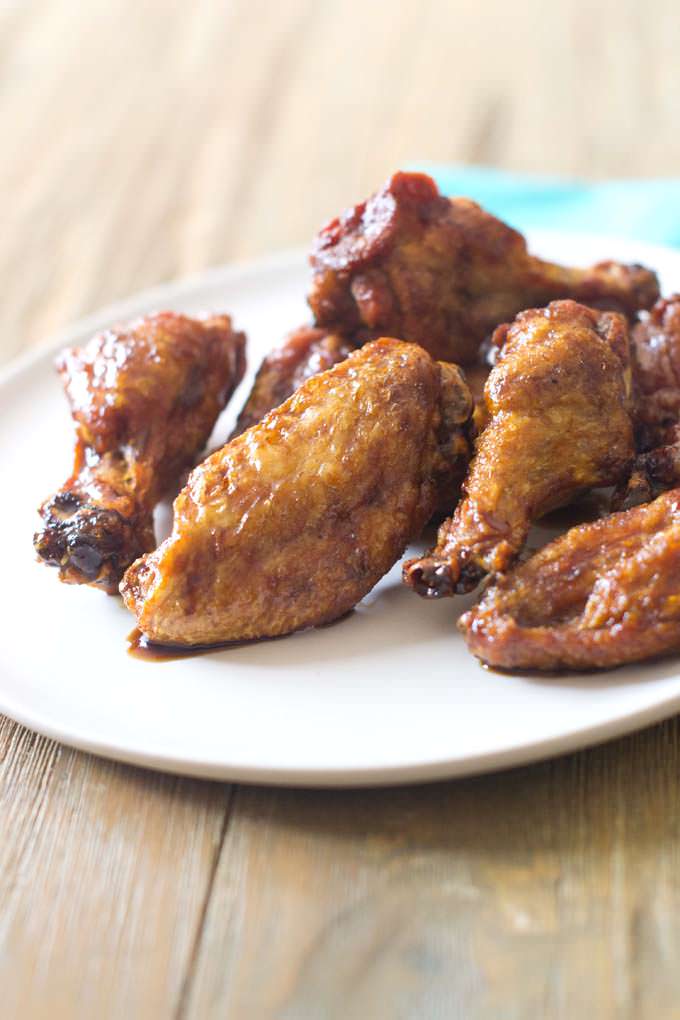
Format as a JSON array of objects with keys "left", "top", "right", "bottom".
[
  {"left": 0, "top": 718, "right": 232, "bottom": 1019},
  {"left": 2, "top": 1, "right": 680, "bottom": 1017},
  {"left": 183, "top": 726, "right": 680, "bottom": 1019}
]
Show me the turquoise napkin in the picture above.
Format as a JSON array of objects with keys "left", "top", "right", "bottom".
[{"left": 415, "top": 164, "right": 680, "bottom": 248}]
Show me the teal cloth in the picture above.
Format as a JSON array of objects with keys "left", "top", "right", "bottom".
[{"left": 413, "top": 164, "right": 680, "bottom": 248}]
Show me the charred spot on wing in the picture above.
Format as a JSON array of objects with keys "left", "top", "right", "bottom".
[
  {"left": 403, "top": 559, "right": 456, "bottom": 598},
  {"left": 34, "top": 498, "right": 149, "bottom": 591}
]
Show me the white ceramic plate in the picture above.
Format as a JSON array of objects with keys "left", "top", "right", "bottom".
[{"left": 3, "top": 232, "right": 680, "bottom": 787}]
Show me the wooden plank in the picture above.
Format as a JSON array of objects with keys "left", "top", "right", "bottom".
[
  {"left": 0, "top": 717, "right": 232, "bottom": 1019},
  {"left": 184, "top": 723, "right": 680, "bottom": 1019}
]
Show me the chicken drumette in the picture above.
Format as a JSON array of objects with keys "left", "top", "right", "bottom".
[
  {"left": 231, "top": 324, "right": 355, "bottom": 438},
  {"left": 121, "top": 339, "right": 473, "bottom": 646},
  {"left": 35, "top": 312, "right": 246, "bottom": 592},
  {"left": 461, "top": 488, "right": 680, "bottom": 672},
  {"left": 404, "top": 301, "right": 635, "bottom": 597},
  {"left": 309, "top": 172, "right": 660, "bottom": 364}
]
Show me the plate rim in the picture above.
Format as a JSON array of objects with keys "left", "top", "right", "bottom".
[
  {"left": 4, "top": 232, "right": 680, "bottom": 787},
  {"left": 2, "top": 680, "right": 680, "bottom": 787},
  {"left": 3, "top": 229, "right": 676, "bottom": 388}
]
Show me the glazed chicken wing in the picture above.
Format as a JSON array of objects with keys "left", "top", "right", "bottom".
[
  {"left": 404, "top": 301, "right": 634, "bottom": 597},
  {"left": 121, "top": 339, "right": 473, "bottom": 646},
  {"left": 461, "top": 488, "right": 680, "bottom": 671},
  {"left": 35, "top": 312, "right": 246, "bottom": 592},
  {"left": 308, "top": 172, "right": 660, "bottom": 364},
  {"left": 231, "top": 324, "right": 355, "bottom": 438},
  {"left": 614, "top": 295, "right": 680, "bottom": 509}
]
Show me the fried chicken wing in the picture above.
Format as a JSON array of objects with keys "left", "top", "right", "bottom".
[
  {"left": 35, "top": 312, "right": 246, "bottom": 593},
  {"left": 121, "top": 339, "right": 473, "bottom": 646},
  {"left": 461, "top": 488, "right": 680, "bottom": 671},
  {"left": 308, "top": 172, "right": 660, "bottom": 364},
  {"left": 231, "top": 324, "right": 355, "bottom": 438},
  {"left": 404, "top": 301, "right": 634, "bottom": 597},
  {"left": 613, "top": 295, "right": 680, "bottom": 509}
]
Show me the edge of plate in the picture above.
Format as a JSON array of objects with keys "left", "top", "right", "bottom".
[
  {"left": 2, "top": 681, "right": 680, "bottom": 787},
  {"left": 0, "top": 246, "right": 309, "bottom": 387},
  {"left": 3, "top": 231, "right": 678, "bottom": 387}
]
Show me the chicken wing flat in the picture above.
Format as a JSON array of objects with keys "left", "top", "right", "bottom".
[
  {"left": 614, "top": 295, "right": 680, "bottom": 509},
  {"left": 121, "top": 338, "right": 473, "bottom": 646},
  {"left": 404, "top": 301, "right": 634, "bottom": 598},
  {"left": 231, "top": 324, "right": 355, "bottom": 438},
  {"left": 461, "top": 488, "right": 680, "bottom": 671},
  {"left": 308, "top": 172, "right": 660, "bottom": 364},
  {"left": 35, "top": 312, "right": 246, "bottom": 593}
]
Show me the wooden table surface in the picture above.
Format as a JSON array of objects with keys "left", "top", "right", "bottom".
[{"left": 2, "top": 2, "right": 680, "bottom": 1017}]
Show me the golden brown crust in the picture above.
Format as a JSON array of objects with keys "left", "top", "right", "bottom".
[
  {"left": 403, "top": 300, "right": 634, "bottom": 597},
  {"left": 460, "top": 488, "right": 680, "bottom": 671},
  {"left": 230, "top": 324, "right": 356, "bottom": 438},
  {"left": 34, "top": 312, "right": 246, "bottom": 592},
  {"left": 121, "top": 339, "right": 473, "bottom": 645},
  {"left": 308, "top": 172, "right": 660, "bottom": 364}
]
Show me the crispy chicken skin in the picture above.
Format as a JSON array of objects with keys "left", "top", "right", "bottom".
[
  {"left": 35, "top": 312, "right": 246, "bottom": 593},
  {"left": 404, "top": 301, "right": 634, "bottom": 598},
  {"left": 308, "top": 172, "right": 660, "bottom": 364},
  {"left": 461, "top": 488, "right": 680, "bottom": 672},
  {"left": 231, "top": 324, "right": 356, "bottom": 438},
  {"left": 121, "top": 339, "right": 473, "bottom": 646},
  {"left": 614, "top": 295, "right": 680, "bottom": 509}
]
